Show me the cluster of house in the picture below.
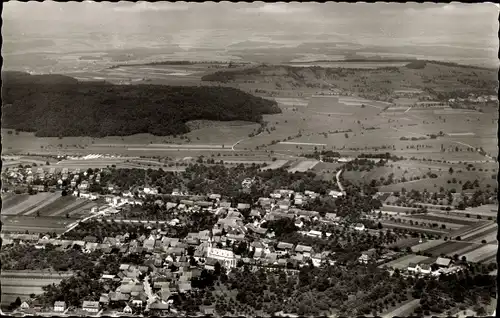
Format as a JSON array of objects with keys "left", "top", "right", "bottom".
[
  {"left": 406, "top": 257, "right": 463, "bottom": 277},
  {"left": 4, "top": 179, "right": 373, "bottom": 316},
  {"left": 16, "top": 298, "right": 101, "bottom": 315},
  {"left": 2, "top": 166, "right": 104, "bottom": 194}
]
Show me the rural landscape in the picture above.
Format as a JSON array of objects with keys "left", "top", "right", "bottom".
[{"left": 1, "top": 2, "right": 498, "bottom": 318}]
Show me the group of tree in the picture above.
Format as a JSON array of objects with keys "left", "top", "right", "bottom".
[
  {"left": 2, "top": 71, "right": 280, "bottom": 137},
  {"left": 98, "top": 164, "right": 340, "bottom": 200}
]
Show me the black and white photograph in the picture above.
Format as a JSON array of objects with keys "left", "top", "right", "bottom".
[{"left": 1, "top": 1, "right": 498, "bottom": 317}]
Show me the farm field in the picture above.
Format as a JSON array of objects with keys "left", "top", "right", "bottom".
[
  {"left": 423, "top": 241, "right": 475, "bottom": 257},
  {"left": 378, "top": 172, "right": 497, "bottom": 193},
  {"left": 1, "top": 194, "right": 30, "bottom": 210},
  {"left": 65, "top": 201, "right": 99, "bottom": 217},
  {"left": 423, "top": 213, "right": 484, "bottom": 224},
  {"left": 388, "top": 237, "right": 421, "bottom": 249},
  {"left": 1, "top": 270, "right": 73, "bottom": 305},
  {"left": 410, "top": 239, "right": 446, "bottom": 252},
  {"left": 461, "top": 223, "right": 497, "bottom": 240},
  {"left": 20, "top": 193, "right": 63, "bottom": 216},
  {"left": 1, "top": 193, "right": 56, "bottom": 216},
  {"left": 396, "top": 216, "right": 463, "bottom": 230},
  {"left": 285, "top": 61, "right": 410, "bottom": 69},
  {"left": 287, "top": 160, "right": 319, "bottom": 173},
  {"left": 46, "top": 199, "right": 91, "bottom": 217},
  {"left": 379, "top": 254, "right": 430, "bottom": 270},
  {"left": 470, "top": 231, "right": 497, "bottom": 244},
  {"left": 0, "top": 215, "right": 79, "bottom": 234},
  {"left": 260, "top": 160, "right": 289, "bottom": 170},
  {"left": 450, "top": 243, "right": 486, "bottom": 257},
  {"left": 380, "top": 222, "right": 447, "bottom": 235},
  {"left": 462, "top": 224, "right": 498, "bottom": 242},
  {"left": 459, "top": 244, "right": 497, "bottom": 263},
  {"left": 29, "top": 195, "right": 77, "bottom": 217}
]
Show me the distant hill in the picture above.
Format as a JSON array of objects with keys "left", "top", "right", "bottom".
[
  {"left": 201, "top": 62, "right": 497, "bottom": 101},
  {"left": 1, "top": 71, "right": 281, "bottom": 138}
]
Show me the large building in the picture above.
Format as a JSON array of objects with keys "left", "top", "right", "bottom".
[{"left": 206, "top": 240, "right": 237, "bottom": 269}]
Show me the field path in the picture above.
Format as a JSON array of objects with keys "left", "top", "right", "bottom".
[
  {"left": 232, "top": 130, "right": 264, "bottom": 151},
  {"left": 336, "top": 169, "right": 345, "bottom": 193}
]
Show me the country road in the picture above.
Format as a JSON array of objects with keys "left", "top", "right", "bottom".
[
  {"left": 231, "top": 130, "right": 264, "bottom": 151},
  {"left": 336, "top": 169, "right": 345, "bottom": 193}
]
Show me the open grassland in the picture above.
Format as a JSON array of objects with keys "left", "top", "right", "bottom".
[{"left": 1, "top": 193, "right": 55, "bottom": 216}]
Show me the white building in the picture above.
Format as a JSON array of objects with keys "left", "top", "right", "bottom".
[
  {"left": 54, "top": 301, "right": 66, "bottom": 312},
  {"left": 329, "top": 190, "right": 344, "bottom": 198},
  {"left": 144, "top": 187, "right": 159, "bottom": 195},
  {"left": 82, "top": 301, "right": 100, "bottom": 313},
  {"left": 354, "top": 223, "right": 365, "bottom": 231},
  {"left": 206, "top": 240, "right": 237, "bottom": 269}
]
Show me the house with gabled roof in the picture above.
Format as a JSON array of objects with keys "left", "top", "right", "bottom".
[
  {"left": 276, "top": 242, "right": 294, "bottom": 251},
  {"left": 419, "top": 264, "right": 432, "bottom": 275},
  {"left": 123, "top": 305, "right": 133, "bottom": 314},
  {"left": 435, "top": 257, "right": 452, "bottom": 268},
  {"left": 99, "top": 294, "right": 110, "bottom": 305},
  {"left": 294, "top": 244, "right": 313, "bottom": 257},
  {"left": 82, "top": 301, "right": 100, "bottom": 313},
  {"left": 407, "top": 263, "right": 419, "bottom": 273},
  {"left": 54, "top": 301, "right": 66, "bottom": 312}
]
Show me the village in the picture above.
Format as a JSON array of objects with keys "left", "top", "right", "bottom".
[{"left": 1, "top": 163, "right": 486, "bottom": 317}]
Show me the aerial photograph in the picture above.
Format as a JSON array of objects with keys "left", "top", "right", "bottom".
[{"left": 1, "top": 1, "right": 498, "bottom": 317}]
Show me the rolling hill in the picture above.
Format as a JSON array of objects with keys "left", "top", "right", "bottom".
[{"left": 201, "top": 61, "right": 498, "bottom": 101}]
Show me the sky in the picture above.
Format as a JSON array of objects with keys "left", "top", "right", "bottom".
[{"left": 3, "top": 1, "right": 499, "bottom": 49}]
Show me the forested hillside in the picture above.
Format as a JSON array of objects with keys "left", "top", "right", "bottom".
[{"left": 1, "top": 71, "right": 280, "bottom": 137}]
